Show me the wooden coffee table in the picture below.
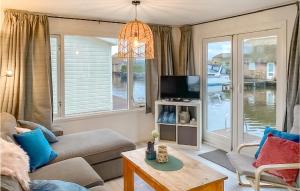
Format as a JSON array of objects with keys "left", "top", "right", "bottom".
[{"left": 122, "top": 147, "right": 227, "bottom": 191}]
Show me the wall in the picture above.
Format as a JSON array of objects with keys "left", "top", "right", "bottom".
[{"left": 49, "top": 18, "right": 154, "bottom": 143}]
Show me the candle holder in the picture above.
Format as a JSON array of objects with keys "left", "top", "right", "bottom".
[{"left": 156, "top": 145, "right": 168, "bottom": 163}]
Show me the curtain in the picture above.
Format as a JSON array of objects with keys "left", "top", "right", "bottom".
[
  {"left": 179, "top": 26, "right": 195, "bottom": 75},
  {"left": 146, "top": 25, "right": 174, "bottom": 113},
  {"left": 284, "top": 3, "right": 300, "bottom": 132},
  {"left": 0, "top": 9, "right": 53, "bottom": 129}
]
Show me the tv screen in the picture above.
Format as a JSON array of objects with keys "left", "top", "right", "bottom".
[{"left": 160, "top": 76, "right": 200, "bottom": 99}]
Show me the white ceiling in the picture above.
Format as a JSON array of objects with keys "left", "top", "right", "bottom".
[{"left": 2, "top": 0, "right": 295, "bottom": 25}]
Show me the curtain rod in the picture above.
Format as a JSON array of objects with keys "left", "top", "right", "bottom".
[
  {"left": 190, "top": 2, "right": 298, "bottom": 26},
  {"left": 47, "top": 1, "right": 297, "bottom": 26},
  {"left": 48, "top": 15, "right": 126, "bottom": 24}
]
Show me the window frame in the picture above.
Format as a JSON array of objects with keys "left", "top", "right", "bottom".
[{"left": 50, "top": 34, "right": 145, "bottom": 119}]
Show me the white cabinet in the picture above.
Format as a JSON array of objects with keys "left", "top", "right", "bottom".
[{"left": 155, "top": 100, "right": 202, "bottom": 149}]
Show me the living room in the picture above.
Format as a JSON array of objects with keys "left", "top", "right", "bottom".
[{"left": 0, "top": 0, "right": 299, "bottom": 191}]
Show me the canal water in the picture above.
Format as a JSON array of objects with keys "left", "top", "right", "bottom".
[{"left": 208, "top": 85, "right": 276, "bottom": 138}]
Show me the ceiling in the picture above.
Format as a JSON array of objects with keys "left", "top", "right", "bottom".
[{"left": 1, "top": 0, "right": 295, "bottom": 25}]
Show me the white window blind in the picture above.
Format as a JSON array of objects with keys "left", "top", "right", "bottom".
[
  {"left": 64, "top": 36, "right": 113, "bottom": 115},
  {"left": 50, "top": 37, "right": 58, "bottom": 115}
]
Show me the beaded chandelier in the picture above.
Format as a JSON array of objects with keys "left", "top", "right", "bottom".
[{"left": 118, "top": 1, "right": 154, "bottom": 59}]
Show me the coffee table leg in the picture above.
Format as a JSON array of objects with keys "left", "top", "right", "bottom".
[{"left": 123, "top": 158, "right": 134, "bottom": 191}]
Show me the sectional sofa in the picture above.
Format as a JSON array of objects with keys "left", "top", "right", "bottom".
[{"left": 0, "top": 112, "right": 136, "bottom": 191}]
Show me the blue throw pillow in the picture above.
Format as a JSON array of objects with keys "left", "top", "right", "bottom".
[
  {"left": 17, "top": 120, "right": 58, "bottom": 143},
  {"left": 13, "top": 128, "right": 58, "bottom": 171},
  {"left": 30, "top": 180, "right": 88, "bottom": 191},
  {"left": 255, "top": 127, "right": 300, "bottom": 158}
]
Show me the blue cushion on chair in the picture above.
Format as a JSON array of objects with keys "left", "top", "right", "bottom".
[
  {"left": 255, "top": 127, "right": 300, "bottom": 158},
  {"left": 14, "top": 128, "right": 58, "bottom": 171}
]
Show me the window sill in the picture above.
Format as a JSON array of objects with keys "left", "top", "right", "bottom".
[{"left": 53, "top": 107, "right": 146, "bottom": 124}]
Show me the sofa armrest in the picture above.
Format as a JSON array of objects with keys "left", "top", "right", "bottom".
[
  {"left": 1, "top": 176, "right": 23, "bottom": 191},
  {"left": 52, "top": 127, "right": 64, "bottom": 136},
  {"left": 30, "top": 157, "right": 103, "bottom": 188},
  {"left": 237, "top": 143, "right": 260, "bottom": 153}
]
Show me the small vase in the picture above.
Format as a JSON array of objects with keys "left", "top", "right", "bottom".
[{"left": 146, "top": 141, "right": 156, "bottom": 160}]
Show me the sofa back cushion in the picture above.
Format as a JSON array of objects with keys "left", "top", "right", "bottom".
[{"left": 0, "top": 112, "right": 17, "bottom": 142}]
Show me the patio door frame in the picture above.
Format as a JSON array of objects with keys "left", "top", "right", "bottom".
[
  {"left": 202, "top": 36, "right": 237, "bottom": 152},
  {"left": 236, "top": 29, "right": 286, "bottom": 146},
  {"left": 202, "top": 27, "right": 286, "bottom": 152}
]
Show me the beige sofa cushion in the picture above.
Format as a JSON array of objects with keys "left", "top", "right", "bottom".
[
  {"left": 30, "top": 157, "right": 103, "bottom": 188},
  {"left": 227, "top": 152, "right": 288, "bottom": 185},
  {"left": 89, "top": 186, "right": 108, "bottom": 191},
  {"left": 51, "top": 129, "right": 136, "bottom": 165}
]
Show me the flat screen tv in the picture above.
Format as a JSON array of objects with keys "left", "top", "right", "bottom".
[{"left": 160, "top": 76, "right": 200, "bottom": 100}]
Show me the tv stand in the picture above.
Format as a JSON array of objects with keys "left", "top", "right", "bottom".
[{"left": 155, "top": 100, "right": 202, "bottom": 149}]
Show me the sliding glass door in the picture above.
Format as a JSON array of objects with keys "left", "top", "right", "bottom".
[{"left": 203, "top": 29, "right": 284, "bottom": 151}]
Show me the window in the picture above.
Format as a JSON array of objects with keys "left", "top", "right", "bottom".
[
  {"left": 248, "top": 63, "right": 256, "bottom": 71},
  {"left": 132, "top": 58, "right": 146, "bottom": 105},
  {"left": 266, "top": 62, "right": 275, "bottom": 80},
  {"left": 50, "top": 35, "right": 145, "bottom": 118},
  {"left": 50, "top": 36, "right": 59, "bottom": 116}
]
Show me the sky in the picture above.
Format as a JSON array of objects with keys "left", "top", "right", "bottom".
[{"left": 207, "top": 41, "right": 231, "bottom": 60}]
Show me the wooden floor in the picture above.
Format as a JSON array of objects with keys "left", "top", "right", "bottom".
[{"left": 103, "top": 144, "right": 286, "bottom": 191}]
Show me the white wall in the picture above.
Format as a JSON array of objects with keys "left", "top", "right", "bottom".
[
  {"left": 54, "top": 110, "right": 154, "bottom": 143},
  {"left": 50, "top": 18, "right": 154, "bottom": 143}
]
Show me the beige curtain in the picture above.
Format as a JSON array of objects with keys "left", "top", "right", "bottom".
[
  {"left": 284, "top": 3, "right": 300, "bottom": 132},
  {"left": 0, "top": 9, "right": 52, "bottom": 129},
  {"left": 146, "top": 25, "right": 174, "bottom": 113},
  {"left": 179, "top": 26, "right": 195, "bottom": 75}
]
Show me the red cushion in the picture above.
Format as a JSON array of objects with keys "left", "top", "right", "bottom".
[{"left": 253, "top": 134, "right": 300, "bottom": 185}]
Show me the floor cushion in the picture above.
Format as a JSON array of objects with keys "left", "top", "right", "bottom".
[{"left": 51, "top": 129, "right": 136, "bottom": 165}]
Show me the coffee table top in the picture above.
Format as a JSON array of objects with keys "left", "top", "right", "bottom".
[{"left": 122, "top": 146, "right": 228, "bottom": 191}]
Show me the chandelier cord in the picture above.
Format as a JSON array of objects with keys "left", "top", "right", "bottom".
[{"left": 135, "top": 3, "right": 137, "bottom": 20}]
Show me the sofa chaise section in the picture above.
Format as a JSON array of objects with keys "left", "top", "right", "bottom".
[{"left": 51, "top": 128, "right": 136, "bottom": 180}]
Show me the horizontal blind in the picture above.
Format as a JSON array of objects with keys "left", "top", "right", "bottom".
[
  {"left": 64, "top": 36, "right": 113, "bottom": 115},
  {"left": 50, "top": 37, "right": 58, "bottom": 115}
]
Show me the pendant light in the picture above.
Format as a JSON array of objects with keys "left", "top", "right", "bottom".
[{"left": 118, "top": 0, "right": 154, "bottom": 59}]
